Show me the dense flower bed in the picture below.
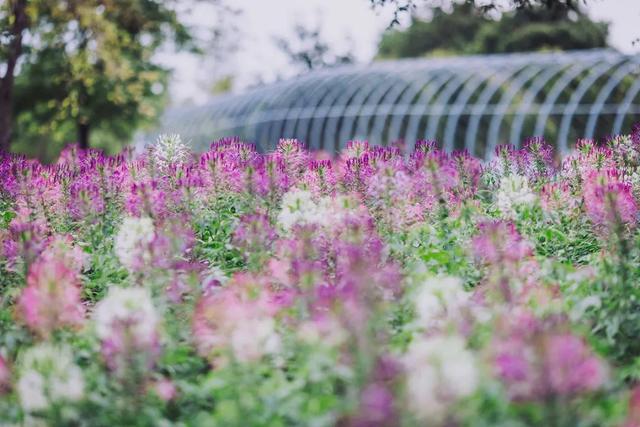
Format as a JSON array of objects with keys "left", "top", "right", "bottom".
[{"left": 2, "top": 132, "right": 640, "bottom": 426}]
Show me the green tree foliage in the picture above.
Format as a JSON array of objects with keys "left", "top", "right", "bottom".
[
  {"left": 1, "top": 1, "right": 198, "bottom": 159},
  {"left": 377, "top": 1, "right": 608, "bottom": 59},
  {"left": 275, "top": 24, "right": 355, "bottom": 75},
  {"left": 370, "top": 0, "right": 588, "bottom": 27}
]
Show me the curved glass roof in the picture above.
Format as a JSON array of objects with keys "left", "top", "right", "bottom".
[{"left": 146, "top": 49, "right": 640, "bottom": 158}]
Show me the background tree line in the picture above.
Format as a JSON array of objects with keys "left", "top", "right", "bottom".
[{"left": 0, "top": 0, "right": 615, "bottom": 159}]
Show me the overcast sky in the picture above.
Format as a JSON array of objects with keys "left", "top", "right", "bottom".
[{"left": 158, "top": 0, "right": 640, "bottom": 105}]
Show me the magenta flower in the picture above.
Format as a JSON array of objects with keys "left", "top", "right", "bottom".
[
  {"left": 545, "top": 334, "right": 607, "bottom": 395},
  {"left": 232, "top": 213, "right": 277, "bottom": 260},
  {"left": 351, "top": 383, "right": 396, "bottom": 427},
  {"left": 583, "top": 169, "right": 638, "bottom": 230},
  {"left": 472, "top": 220, "right": 533, "bottom": 265},
  {"left": 492, "top": 313, "right": 607, "bottom": 400}
]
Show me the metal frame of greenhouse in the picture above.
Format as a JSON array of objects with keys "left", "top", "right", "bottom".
[{"left": 145, "top": 49, "right": 640, "bottom": 159}]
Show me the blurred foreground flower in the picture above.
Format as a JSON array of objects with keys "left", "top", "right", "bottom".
[
  {"left": 403, "top": 334, "right": 478, "bottom": 422},
  {"left": 18, "top": 255, "right": 85, "bottom": 338},
  {"left": 93, "top": 287, "right": 160, "bottom": 376},
  {"left": 193, "top": 285, "right": 281, "bottom": 365},
  {"left": 17, "top": 344, "right": 84, "bottom": 412}
]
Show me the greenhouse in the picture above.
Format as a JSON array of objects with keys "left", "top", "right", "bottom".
[{"left": 150, "top": 48, "right": 640, "bottom": 158}]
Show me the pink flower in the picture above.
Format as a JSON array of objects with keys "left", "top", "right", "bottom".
[
  {"left": 492, "top": 313, "right": 607, "bottom": 400},
  {"left": 193, "top": 281, "right": 281, "bottom": 365},
  {"left": 540, "top": 182, "right": 579, "bottom": 214},
  {"left": 153, "top": 379, "right": 177, "bottom": 402},
  {"left": 18, "top": 256, "right": 85, "bottom": 338},
  {"left": 624, "top": 386, "right": 640, "bottom": 427},
  {"left": 545, "top": 334, "right": 607, "bottom": 395},
  {"left": 472, "top": 220, "right": 533, "bottom": 264},
  {"left": 352, "top": 383, "right": 395, "bottom": 427},
  {"left": 232, "top": 213, "right": 277, "bottom": 262},
  {"left": 2, "top": 212, "right": 49, "bottom": 269},
  {"left": 94, "top": 287, "right": 160, "bottom": 377},
  {"left": 583, "top": 169, "right": 637, "bottom": 230}
]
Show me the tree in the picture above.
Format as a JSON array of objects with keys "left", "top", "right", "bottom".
[
  {"left": 377, "top": 1, "right": 608, "bottom": 59},
  {"left": 1, "top": 1, "right": 198, "bottom": 156},
  {"left": 274, "top": 24, "right": 355, "bottom": 74},
  {"left": 369, "top": 0, "right": 588, "bottom": 26},
  {"left": 0, "top": 0, "right": 29, "bottom": 152}
]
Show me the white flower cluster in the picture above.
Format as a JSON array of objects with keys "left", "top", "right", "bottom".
[
  {"left": 277, "top": 188, "right": 324, "bottom": 232},
  {"left": 114, "top": 216, "right": 155, "bottom": 271},
  {"left": 230, "top": 316, "right": 281, "bottom": 364},
  {"left": 277, "top": 189, "right": 355, "bottom": 233},
  {"left": 403, "top": 335, "right": 478, "bottom": 421},
  {"left": 414, "top": 276, "right": 470, "bottom": 330},
  {"left": 630, "top": 169, "right": 640, "bottom": 201},
  {"left": 17, "top": 344, "right": 84, "bottom": 412},
  {"left": 94, "top": 286, "right": 158, "bottom": 347},
  {"left": 153, "top": 133, "right": 189, "bottom": 170},
  {"left": 496, "top": 174, "right": 537, "bottom": 217}
]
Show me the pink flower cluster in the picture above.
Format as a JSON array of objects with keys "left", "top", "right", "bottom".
[
  {"left": 17, "top": 236, "right": 86, "bottom": 338},
  {"left": 492, "top": 311, "right": 607, "bottom": 400}
]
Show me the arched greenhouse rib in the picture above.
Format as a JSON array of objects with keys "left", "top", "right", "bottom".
[{"left": 148, "top": 49, "right": 640, "bottom": 158}]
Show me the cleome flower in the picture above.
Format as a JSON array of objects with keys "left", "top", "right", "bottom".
[
  {"left": 496, "top": 174, "right": 537, "bottom": 218},
  {"left": 153, "top": 133, "right": 190, "bottom": 171},
  {"left": 114, "top": 216, "right": 155, "bottom": 272},
  {"left": 18, "top": 255, "right": 85, "bottom": 338},
  {"left": 17, "top": 344, "right": 84, "bottom": 412},
  {"left": 193, "top": 284, "right": 281, "bottom": 366},
  {"left": 413, "top": 275, "right": 471, "bottom": 331},
  {"left": 403, "top": 334, "right": 478, "bottom": 422},
  {"left": 93, "top": 287, "right": 160, "bottom": 375},
  {"left": 276, "top": 188, "right": 324, "bottom": 232}
]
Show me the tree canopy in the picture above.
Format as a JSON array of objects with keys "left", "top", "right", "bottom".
[
  {"left": 370, "top": 0, "right": 589, "bottom": 26},
  {"left": 274, "top": 24, "right": 355, "bottom": 75},
  {"left": 376, "top": 1, "right": 608, "bottom": 59},
  {"left": 0, "top": 0, "right": 199, "bottom": 159}
]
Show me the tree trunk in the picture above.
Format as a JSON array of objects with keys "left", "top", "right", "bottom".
[
  {"left": 0, "top": 0, "right": 29, "bottom": 152},
  {"left": 0, "top": 81, "right": 13, "bottom": 153},
  {"left": 77, "top": 122, "right": 90, "bottom": 150}
]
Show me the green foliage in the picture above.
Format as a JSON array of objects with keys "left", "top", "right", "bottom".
[
  {"left": 193, "top": 194, "right": 248, "bottom": 273},
  {"left": 387, "top": 208, "right": 481, "bottom": 287},
  {"left": 516, "top": 205, "right": 600, "bottom": 265},
  {"left": 2, "top": 0, "right": 199, "bottom": 160},
  {"left": 377, "top": 1, "right": 608, "bottom": 59}
]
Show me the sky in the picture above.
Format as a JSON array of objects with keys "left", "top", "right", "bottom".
[{"left": 158, "top": 0, "right": 640, "bottom": 106}]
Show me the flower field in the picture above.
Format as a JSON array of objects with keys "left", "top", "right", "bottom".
[{"left": 3, "top": 132, "right": 640, "bottom": 426}]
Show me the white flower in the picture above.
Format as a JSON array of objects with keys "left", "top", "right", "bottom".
[
  {"left": 17, "top": 344, "right": 84, "bottom": 412},
  {"left": 496, "top": 174, "right": 537, "bottom": 217},
  {"left": 114, "top": 216, "right": 155, "bottom": 271},
  {"left": 277, "top": 188, "right": 323, "bottom": 231},
  {"left": 94, "top": 286, "right": 158, "bottom": 346},
  {"left": 403, "top": 335, "right": 478, "bottom": 421},
  {"left": 153, "top": 133, "right": 189, "bottom": 170},
  {"left": 414, "top": 276, "right": 469, "bottom": 329},
  {"left": 297, "top": 317, "right": 348, "bottom": 348},
  {"left": 230, "top": 316, "right": 281, "bottom": 363}
]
